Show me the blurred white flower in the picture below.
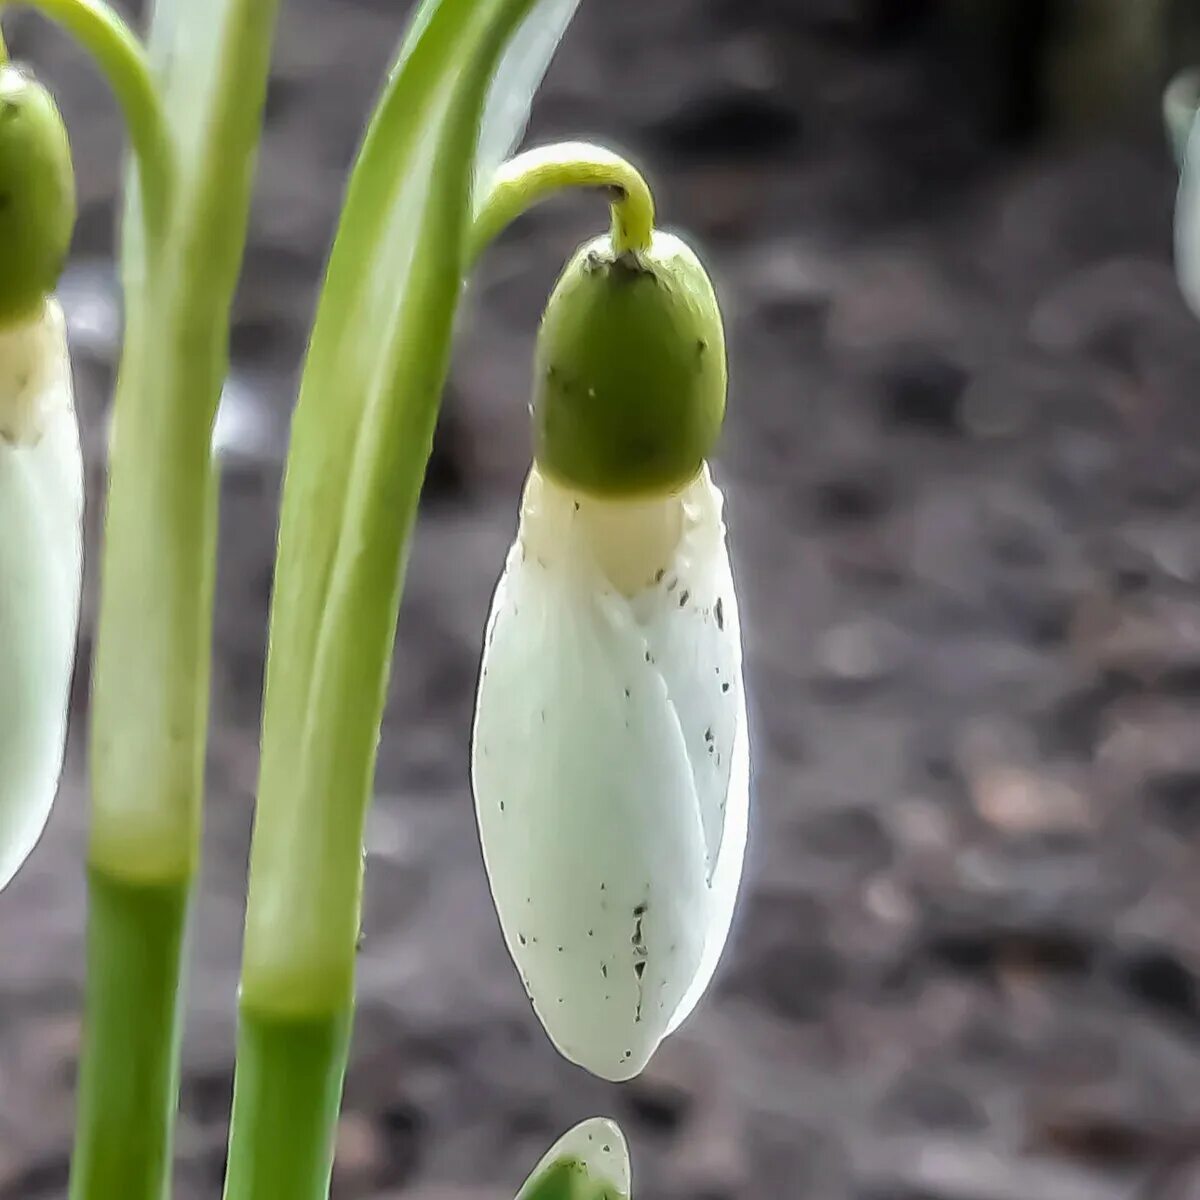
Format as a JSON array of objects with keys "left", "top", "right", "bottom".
[
  {"left": 472, "top": 462, "right": 747, "bottom": 1080},
  {"left": 1171, "top": 71, "right": 1200, "bottom": 317},
  {"left": 0, "top": 300, "right": 83, "bottom": 889}
]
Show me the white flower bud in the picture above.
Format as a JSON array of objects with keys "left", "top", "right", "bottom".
[
  {"left": 0, "top": 300, "right": 83, "bottom": 889},
  {"left": 516, "top": 1117, "right": 630, "bottom": 1199},
  {"left": 472, "top": 462, "right": 747, "bottom": 1081}
]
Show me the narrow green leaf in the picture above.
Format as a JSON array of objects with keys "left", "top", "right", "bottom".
[
  {"left": 242, "top": 0, "right": 582, "bottom": 1013},
  {"left": 89, "top": 0, "right": 279, "bottom": 882},
  {"left": 71, "top": 1, "right": 281, "bottom": 1195},
  {"left": 122, "top": 0, "right": 279, "bottom": 337},
  {"left": 229, "top": 3, "right": 583, "bottom": 1194},
  {"left": 476, "top": 0, "right": 580, "bottom": 200}
]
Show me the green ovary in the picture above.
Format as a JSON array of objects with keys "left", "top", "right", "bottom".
[
  {"left": 533, "top": 228, "right": 727, "bottom": 498},
  {"left": 0, "top": 65, "right": 75, "bottom": 325}
]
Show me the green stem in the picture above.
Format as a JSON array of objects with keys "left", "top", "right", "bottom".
[
  {"left": 0, "top": 0, "right": 174, "bottom": 244},
  {"left": 228, "top": 1, "right": 554, "bottom": 1195},
  {"left": 62, "top": 1, "right": 280, "bottom": 1195},
  {"left": 68, "top": 870, "right": 189, "bottom": 1200},
  {"left": 87, "top": 0, "right": 279, "bottom": 888},
  {"left": 239, "top": 0, "right": 533, "bottom": 1022},
  {"left": 223, "top": 1008, "right": 353, "bottom": 1200},
  {"left": 470, "top": 140, "right": 654, "bottom": 263}
]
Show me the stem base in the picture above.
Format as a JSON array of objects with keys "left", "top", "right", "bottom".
[
  {"left": 223, "top": 1006, "right": 353, "bottom": 1200},
  {"left": 69, "top": 869, "right": 190, "bottom": 1200}
]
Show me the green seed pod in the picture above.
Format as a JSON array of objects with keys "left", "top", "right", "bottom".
[
  {"left": 533, "top": 229, "right": 726, "bottom": 498},
  {"left": 0, "top": 64, "right": 75, "bottom": 325}
]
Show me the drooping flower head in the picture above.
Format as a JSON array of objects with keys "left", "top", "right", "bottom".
[
  {"left": 472, "top": 225, "right": 747, "bottom": 1080},
  {"left": 0, "top": 60, "right": 82, "bottom": 890}
]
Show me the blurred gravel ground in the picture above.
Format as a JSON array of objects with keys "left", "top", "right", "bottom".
[{"left": 4, "top": 2, "right": 1200, "bottom": 1198}]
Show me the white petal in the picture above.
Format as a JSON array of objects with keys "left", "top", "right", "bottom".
[
  {"left": 472, "top": 464, "right": 747, "bottom": 1080},
  {"left": 1178, "top": 103, "right": 1200, "bottom": 318},
  {"left": 0, "top": 301, "right": 83, "bottom": 889}
]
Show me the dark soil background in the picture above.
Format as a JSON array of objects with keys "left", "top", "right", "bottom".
[{"left": 5, "top": 1, "right": 1200, "bottom": 1197}]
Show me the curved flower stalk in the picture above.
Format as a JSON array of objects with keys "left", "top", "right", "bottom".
[
  {"left": 472, "top": 227, "right": 748, "bottom": 1081},
  {"left": 0, "top": 299, "right": 83, "bottom": 889},
  {"left": 0, "top": 56, "right": 82, "bottom": 891}
]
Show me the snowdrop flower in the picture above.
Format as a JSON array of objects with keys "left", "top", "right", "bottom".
[
  {"left": 472, "top": 229, "right": 747, "bottom": 1081},
  {"left": 1169, "top": 70, "right": 1200, "bottom": 317},
  {"left": 0, "top": 62, "right": 82, "bottom": 889}
]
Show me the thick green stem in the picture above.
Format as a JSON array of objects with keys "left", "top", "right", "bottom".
[
  {"left": 471, "top": 140, "right": 654, "bottom": 264},
  {"left": 240, "top": 0, "right": 541, "bottom": 1020},
  {"left": 223, "top": 1008, "right": 353, "bottom": 1200},
  {"left": 68, "top": 870, "right": 190, "bottom": 1200},
  {"left": 24, "top": 0, "right": 282, "bottom": 1194},
  {"left": 228, "top": 1, "right": 564, "bottom": 1195},
  {"left": 87, "top": 0, "right": 279, "bottom": 873}
]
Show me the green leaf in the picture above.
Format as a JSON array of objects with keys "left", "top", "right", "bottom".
[
  {"left": 242, "top": 0, "right": 582, "bottom": 1014},
  {"left": 89, "top": 0, "right": 280, "bottom": 880},
  {"left": 123, "top": 0, "right": 279, "bottom": 324},
  {"left": 56, "top": 1, "right": 282, "bottom": 1197},
  {"left": 516, "top": 1119, "right": 632, "bottom": 1200}
]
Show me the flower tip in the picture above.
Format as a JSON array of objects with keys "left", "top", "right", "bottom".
[{"left": 517, "top": 1117, "right": 631, "bottom": 1200}]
